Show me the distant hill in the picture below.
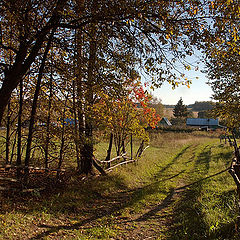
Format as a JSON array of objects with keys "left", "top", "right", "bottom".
[
  {"left": 163, "top": 101, "right": 214, "bottom": 119},
  {"left": 164, "top": 101, "right": 214, "bottom": 111},
  {"left": 188, "top": 101, "right": 215, "bottom": 111}
]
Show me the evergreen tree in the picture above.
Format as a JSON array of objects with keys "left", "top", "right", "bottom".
[{"left": 173, "top": 98, "right": 188, "bottom": 118}]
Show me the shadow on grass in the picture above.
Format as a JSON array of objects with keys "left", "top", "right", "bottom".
[
  {"left": 212, "top": 151, "right": 233, "bottom": 167},
  {"left": 121, "top": 146, "right": 193, "bottom": 213},
  {"left": 28, "top": 174, "right": 184, "bottom": 239},
  {"left": 166, "top": 145, "right": 211, "bottom": 239},
  {"left": 3, "top": 143, "right": 235, "bottom": 239},
  {"left": 168, "top": 192, "right": 236, "bottom": 240},
  {"left": 207, "top": 189, "right": 237, "bottom": 240},
  {"left": 194, "top": 145, "right": 211, "bottom": 175},
  {"left": 135, "top": 188, "right": 175, "bottom": 222},
  {"left": 0, "top": 146, "right": 192, "bottom": 239},
  {"left": 2, "top": 174, "right": 132, "bottom": 239},
  {"left": 122, "top": 170, "right": 185, "bottom": 213},
  {"left": 166, "top": 145, "right": 237, "bottom": 240},
  {"left": 156, "top": 145, "right": 191, "bottom": 176}
]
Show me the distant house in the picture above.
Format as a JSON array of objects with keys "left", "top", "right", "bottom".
[
  {"left": 54, "top": 117, "right": 76, "bottom": 127},
  {"left": 159, "top": 117, "right": 172, "bottom": 126},
  {"left": 186, "top": 118, "right": 222, "bottom": 130},
  {"left": 63, "top": 118, "right": 75, "bottom": 126}
]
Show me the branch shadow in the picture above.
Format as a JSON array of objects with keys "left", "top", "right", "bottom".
[
  {"left": 27, "top": 147, "right": 190, "bottom": 240},
  {"left": 135, "top": 188, "right": 175, "bottom": 222},
  {"left": 166, "top": 145, "right": 237, "bottom": 239},
  {"left": 156, "top": 145, "right": 191, "bottom": 176}
]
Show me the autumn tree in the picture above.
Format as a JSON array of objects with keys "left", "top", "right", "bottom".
[
  {"left": 207, "top": 57, "right": 240, "bottom": 127},
  {"left": 93, "top": 79, "right": 160, "bottom": 157},
  {"left": 204, "top": 1, "right": 240, "bottom": 127},
  {"left": 1, "top": 0, "right": 239, "bottom": 176},
  {"left": 1, "top": 0, "right": 232, "bottom": 126},
  {"left": 68, "top": 0, "right": 230, "bottom": 174},
  {"left": 0, "top": 0, "right": 69, "bottom": 125},
  {"left": 203, "top": 1, "right": 240, "bottom": 226},
  {"left": 149, "top": 96, "right": 164, "bottom": 117}
]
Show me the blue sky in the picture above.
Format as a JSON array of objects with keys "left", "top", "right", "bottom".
[
  {"left": 148, "top": 51, "right": 214, "bottom": 105},
  {"left": 152, "top": 71, "right": 213, "bottom": 105}
]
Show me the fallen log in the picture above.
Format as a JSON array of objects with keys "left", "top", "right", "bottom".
[
  {"left": 106, "top": 159, "right": 136, "bottom": 172},
  {"left": 95, "top": 153, "right": 127, "bottom": 164}
]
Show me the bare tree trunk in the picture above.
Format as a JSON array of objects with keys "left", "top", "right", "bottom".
[
  {"left": 93, "top": 159, "right": 107, "bottom": 176},
  {"left": 229, "top": 158, "right": 240, "bottom": 232},
  {"left": 80, "top": 50, "right": 95, "bottom": 174},
  {"left": 58, "top": 112, "right": 66, "bottom": 169},
  {"left": 57, "top": 105, "right": 66, "bottom": 180},
  {"left": 0, "top": 69, "right": 25, "bottom": 128},
  {"left": 135, "top": 140, "right": 145, "bottom": 159},
  {"left": 105, "top": 133, "right": 113, "bottom": 168},
  {"left": 130, "top": 134, "right": 133, "bottom": 160},
  {"left": 5, "top": 102, "right": 10, "bottom": 166},
  {"left": 74, "top": 0, "right": 85, "bottom": 173},
  {"left": 72, "top": 80, "right": 81, "bottom": 169},
  {"left": 16, "top": 78, "right": 23, "bottom": 177},
  {"left": 79, "top": 11, "right": 97, "bottom": 175},
  {"left": 232, "top": 132, "right": 240, "bottom": 162},
  {"left": 121, "top": 139, "right": 127, "bottom": 161},
  {"left": 73, "top": 0, "right": 85, "bottom": 170},
  {"left": 44, "top": 64, "right": 53, "bottom": 170},
  {"left": 75, "top": 27, "right": 85, "bottom": 172},
  {"left": 24, "top": 31, "right": 54, "bottom": 179},
  {"left": 10, "top": 131, "right": 17, "bottom": 165},
  {"left": 122, "top": 139, "right": 126, "bottom": 154},
  {"left": 115, "top": 134, "right": 121, "bottom": 157}
]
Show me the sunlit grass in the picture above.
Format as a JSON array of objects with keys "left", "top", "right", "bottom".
[
  {"left": 0, "top": 131, "right": 238, "bottom": 239},
  {"left": 168, "top": 142, "right": 237, "bottom": 240}
]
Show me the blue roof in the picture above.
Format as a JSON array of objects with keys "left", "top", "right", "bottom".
[
  {"left": 160, "top": 117, "right": 172, "bottom": 126},
  {"left": 64, "top": 118, "right": 75, "bottom": 125},
  {"left": 186, "top": 118, "right": 219, "bottom": 126}
]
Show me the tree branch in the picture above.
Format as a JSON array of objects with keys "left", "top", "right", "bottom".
[{"left": 0, "top": 44, "right": 18, "bottom": 53}]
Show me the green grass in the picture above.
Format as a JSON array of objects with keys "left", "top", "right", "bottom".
[
  {"left": 167, "top": 143, "right": 237, "bottom": 240},
  {"left": 0, "top": 131, "right": 238, "bottom": 239}
]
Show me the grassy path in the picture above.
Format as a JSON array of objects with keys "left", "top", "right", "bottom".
[{"left": 0, "top": 136, "right": 238, "bottom": 239}]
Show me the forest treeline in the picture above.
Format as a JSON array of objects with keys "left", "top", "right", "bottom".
[
  {"left": 165, "top": 101, "right": 214, "bottom": 112},
  {"left": 188, "top": 101, "right": 214, "bottom": 112}
]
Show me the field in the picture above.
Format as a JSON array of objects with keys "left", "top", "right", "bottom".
[{"left": 0, "top": 131, "right": 238, "bottom": 239}]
